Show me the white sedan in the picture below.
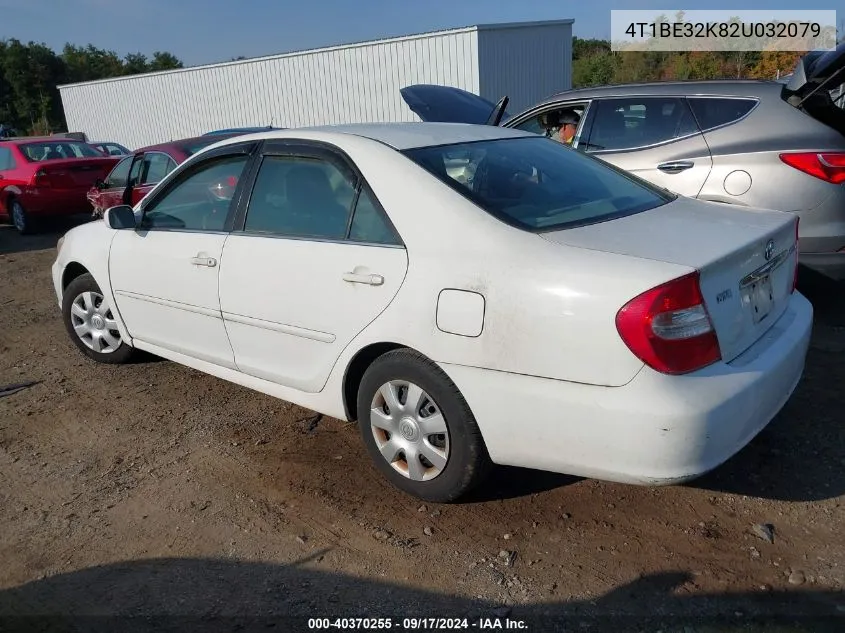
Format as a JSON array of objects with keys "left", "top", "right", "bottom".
[{"left": 52, "top": 123, "right": 813, "bottom": 502}]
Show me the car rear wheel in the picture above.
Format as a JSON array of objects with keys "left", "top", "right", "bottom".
[
  {"left": 357, "top": 348, "right": 491, "bottom": 502},
  {"left": 62, "top": 273, "right": 134, "bottom": 364},
  {"left": 11, "top": 200, "right": 37, "bottom": 235}
]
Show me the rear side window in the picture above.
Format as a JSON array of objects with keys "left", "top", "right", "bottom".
[
  {"left": 586, "top": 97, "right": 698, "bottom": 152},
  {"left": 244, "top": 155, "right": 355, "bottom": 239},
  {"left": 687, "top": 98, "right": 757, "bottom": 131},
  {"left": 0, "top": 147, "right": 15, "bottom": 170}
]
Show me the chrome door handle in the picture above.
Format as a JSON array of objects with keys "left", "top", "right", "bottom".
[
  {"left": 190, "top": 256, "right": 217, "bottom": 267},
  {"left": 657, "top": 161, "right": 694, "bottom": 174},
  {"left": 343, "top": 272, "right": 384, "bottom": 286}
]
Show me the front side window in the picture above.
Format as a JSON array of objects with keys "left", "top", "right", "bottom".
[
  {"left": 403, "top": 137, "right": 673, "bottom": 232},
  {"left": 19, "top": 142, "right": 103, "bottom": 161},
  {"left": 244, "top": 155, "right": 356, "bottom": 239},
  {"left": 104, "top": 156, "right": 133, "bottom": 189},
  {"left": 512, "top": 104, "right": 589, "bottom": 147},
  {"left": 687, "top": 97, "right": 757, "bottom": 131},
  {"left": 143, "top": 152, "right": 178, "bottom": 185},
  {"left": 586, "top": 97, "right": 699, "bottom": 152},
  {"left": 141, "top": 155, "right": 248, "bottom": 231}
]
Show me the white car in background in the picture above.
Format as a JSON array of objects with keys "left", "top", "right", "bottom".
[{"left": 52, "top": 123, "right": 812, "bottom": 502}]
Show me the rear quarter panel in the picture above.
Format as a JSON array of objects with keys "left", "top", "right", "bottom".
[{"left": 700, "top": 97, "right": 845, "bottom": 213}]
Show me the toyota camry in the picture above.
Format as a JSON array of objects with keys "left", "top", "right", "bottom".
[{"left": 51, "top": 123, "right": 813, "bottom": 502}]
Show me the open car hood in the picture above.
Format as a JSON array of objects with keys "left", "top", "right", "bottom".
[{"left": 400, "top": 84, "right": 510, "bottom": 125}]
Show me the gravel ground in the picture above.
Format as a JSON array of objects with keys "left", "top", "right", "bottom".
[{"left": 1, "top": 223, "right": 844, "bottom": 632}]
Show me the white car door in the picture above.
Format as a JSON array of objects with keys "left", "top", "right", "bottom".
[
  {"left": 109, "top": 142, "right": 256, "bottom": 368},
  {"left": 577, "top": 96, "right": 713, "bottom": 197},
  {"left": 218, "top": 141, "right": 408, "bottom": 393}
]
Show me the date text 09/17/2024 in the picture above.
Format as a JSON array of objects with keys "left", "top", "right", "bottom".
[{"left": 307, "top": 618, "right": 529, "bottom": 630}]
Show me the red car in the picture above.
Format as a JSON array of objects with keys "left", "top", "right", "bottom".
[
  {"left": 0, "top": 138, "right": 119, "bottom": 234},
  {"left": 87, "top": 133, "right": 239, "bottom": 216}
]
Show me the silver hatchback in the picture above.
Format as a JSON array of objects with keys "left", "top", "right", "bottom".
[{"left": 401, "top": 43, "right": 845, "bottom": 281}]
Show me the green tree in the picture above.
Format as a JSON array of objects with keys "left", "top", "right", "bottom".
[{"left": 149, "top": 52, "right": 183, "bottom": 72}]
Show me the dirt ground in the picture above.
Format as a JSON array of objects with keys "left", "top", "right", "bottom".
[{"left": 1, "top": 222, "right": 844, "bottom": 632}]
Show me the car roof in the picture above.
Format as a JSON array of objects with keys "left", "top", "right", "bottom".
[
  {"left": 136, "top": 133, "right": 240, "bottom": 155},
  {"left": 213, "top": 122, "right": 536, "bottom": 151},
  {"left": 2, "top": 136, "right": 92, "bottom": 144},
  {"left": 539, "top": 80, "right": 785, "bottom": 104}
]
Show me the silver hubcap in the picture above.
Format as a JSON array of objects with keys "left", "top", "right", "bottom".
[
  {"left": 370, "top": 380, "right": 450, "bottom": 481},
  {"left": 12, "top": 203, "right": 24, "bottom": 231},
  {"left": 70, "top": 291, "right": 122, "bottom": 353}
]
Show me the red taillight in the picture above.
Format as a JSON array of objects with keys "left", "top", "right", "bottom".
[
  {"left": 615, "top": 271, "right": 721, "bottom": 375},
  {"left": 779, "top": 152, "right": 845, "bottom": 184},
  {"left": 791, "top": 217, "right": 800, "bottom": 294}
]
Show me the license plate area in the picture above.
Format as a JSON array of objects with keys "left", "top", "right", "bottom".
[{"left": 743, "top": 274, "right": 774, "bottom": 324}]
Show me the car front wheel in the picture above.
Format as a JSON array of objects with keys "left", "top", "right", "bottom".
[
  {"left": 357, "top": 348, "right": 492, "bottom": 502},
  {"left": 62, "top": 273, "right": 134, "bottom": 364}
]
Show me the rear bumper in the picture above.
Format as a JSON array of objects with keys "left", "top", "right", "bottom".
[
  {"left": 19, "top": 189, "right": 93, "bottom": 216},
  {"left": 799, "top": 252, "right": 845, "bottom": 281},
  {"left": 439, "top": 292, "right": 813, "bottom": 484}
]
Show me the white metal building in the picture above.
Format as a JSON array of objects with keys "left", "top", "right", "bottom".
[{"left": 58, "top": 20, "right": 573, "bottom": 149}]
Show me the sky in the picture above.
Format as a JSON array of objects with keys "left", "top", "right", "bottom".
[{"left": 0, "top": 0, "right": 841, "bottom": 67}]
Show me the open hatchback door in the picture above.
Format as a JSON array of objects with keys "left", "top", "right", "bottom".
[
  {"left": 783, "top": 41, "right": 845, "bottom": 134},
  {"left": 400, "top": 84, "right": 510, "bottom": 125}
]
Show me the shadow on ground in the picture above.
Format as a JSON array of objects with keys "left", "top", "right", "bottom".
[
  {"left": 0, "top": 558, "right": 842, "bottom": 632},
  {"left": 0, "top": 217, "right": 89, "bottom": 256}
]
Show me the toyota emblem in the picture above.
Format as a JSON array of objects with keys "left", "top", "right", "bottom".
[{"left": 764, "top": 239, "right": 775, "bottom": 261}]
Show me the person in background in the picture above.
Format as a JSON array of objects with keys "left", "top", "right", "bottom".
[{"left": 557, "top": 111, "right": 580, "bottom": 145}]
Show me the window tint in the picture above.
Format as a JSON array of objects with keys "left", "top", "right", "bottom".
[
  {"left": 403, "top": 137, "right": 672, "bottom": 232},
  {"left": 128, "top": 157, "right": 144, "bottom": 187},
  {"left": 513, "top": 105, "right": 588, "bottom": 145},
  {"left": 349, "top": 187, "right": 400, "bottom": 244},
  {"left": 143, "top": 153, "right": 177, "bottom": 185},
  {"left": 142, "top": 155, "right": 248, "bottom": 231},
  {"left": 587, "top": 98, "right": 698, "bottom": 152},
  {"left": 104, "top": 156, "right": 133, "bottom": 189},
  {"left": 0, "top": 147, "right": 14, "bottom": 170},
  {"left": 687, "top": 98, "right": 757, "bottom": 131},
  {"left": 244, "top": 155, "right": 355, "bottom": 239},
  {"left": 19, "top": 142, "right": 102, "bottom": 161}
]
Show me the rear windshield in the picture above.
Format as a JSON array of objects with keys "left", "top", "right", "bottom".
[
  {"left": 19, "top": 142, "right": 103, "bottom": 161},
  {"left": 403, "top": 136, "right": 673, "bottom": 232}
]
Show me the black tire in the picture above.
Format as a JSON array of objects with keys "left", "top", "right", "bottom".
[
  {"left": 357, "top": 348, "right": 492, "bottom": 502},
  {"left": 10, "top": 199, "right": 39, "bottom": 235},
  {"left": 62, "top": 273, "right": 135, "bottom": 364}
]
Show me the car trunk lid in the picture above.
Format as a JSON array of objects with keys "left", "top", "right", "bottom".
[
  {"left": 783, "top": 42, "right": 845, "bottom": 134},
  {"left": 33, "top": 157, "right": 119, "bottom": 189},
  {"left": 400, "top": 84, "right": 510, "bottom": 125},
  {"left": 540, "top": 198, "right": 798, "bottom": 364}
]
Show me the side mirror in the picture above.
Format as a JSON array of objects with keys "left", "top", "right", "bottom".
[
  {"left": 104, "top": 205, "right": 137, "bottom": 230},
  {"left": 94, "top": 178, "right": 105, "bottom": 190}
]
